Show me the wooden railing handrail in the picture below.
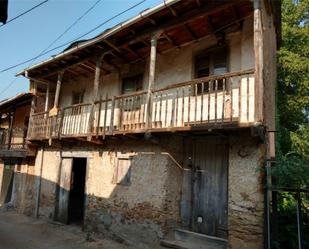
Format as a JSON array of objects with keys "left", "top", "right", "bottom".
[{"left": 153, "top": 69, "right": 255, "bottom": 93}]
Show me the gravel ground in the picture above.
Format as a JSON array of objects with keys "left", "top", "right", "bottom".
[{"left": 0, "top": 209, "right": 162, "bottom": 249}]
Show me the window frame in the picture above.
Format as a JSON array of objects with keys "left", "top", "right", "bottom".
[
  {"left": 194, "top": 46, "right": 229, "bottom": 94},
  {"left": 112, "top": 154, "right": 133, "bottom": 186}
]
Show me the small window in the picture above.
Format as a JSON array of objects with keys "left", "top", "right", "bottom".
[
  {"left": 72, "top": 91, "right": 84, "bottom": 105},
  {"left": 122, "top": 74, "right": 143, "bottom": 94},
  {"left": 112, "top": 156, "right": 132, "bottom": 186},
  {"left": 195, "top": 47, "right": 228, "bottom": 94}
]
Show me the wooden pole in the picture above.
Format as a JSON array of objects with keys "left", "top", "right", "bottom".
[
  {"left": 44, "top": 84, "right": 50, "bottom": 113},
  {"left": 145, "top": 33, "right": 158, "bottom": 132},
  {"left": 87, "top": 54, "right": 104, "bottom": 140},
  {"left": 253, "top": 0, "right": 264, "bottom": 123},
  {"left": 50, "top": 71, "right": 64, "bottom": 116},
  {"left": 7, "top": 110, "right": 15, "bottom": 150}
]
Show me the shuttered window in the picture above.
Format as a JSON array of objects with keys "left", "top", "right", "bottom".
[{"left": 112, "top": 156, "right": 132, "bottom": 186}]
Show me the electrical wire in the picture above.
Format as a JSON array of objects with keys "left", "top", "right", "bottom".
[
  {"left": 0, "top": 0, "right": 147, "bottom": 74},
  {"left": 28, "top": 0, "right": 104, "bottom": 67},
  {"left": 0, "top": 0, "right": 49, "bottom": 28}
]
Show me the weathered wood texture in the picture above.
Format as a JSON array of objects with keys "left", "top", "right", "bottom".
[
  {"left": 56, "top": 158, "right": 72, "bottom": 224},
  {"left": 27, "top": 69, "right": 255, "bottom": 140},
  {"left": 191, "top": 137, "right": 228, "bottom": 238}
]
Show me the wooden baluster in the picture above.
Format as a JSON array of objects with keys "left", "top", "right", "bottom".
[
  {"left": 96, "top": 96, "right": 102, "bottom": 138},
  {"left": 175, "top": 89, "right": 179, "bottom": 127},
  {"left": 215, "top": 80, "right": 218, "bottom": 124},
  {"left": 238, "top": 78, "right": 242, "bottom": 122},
  {"left": 109, "top": 96, "right": 116, "bottom": 134},
  {"left": 222, "top": 78, "right": 226, "bottom": 123},
  {"left": 171, "top": 92, "right": 175, "bottom": 127},
  {"left": 58, "top": 109, "right": 64, "bottom": 139},
  {"left": 194, "top": 84, "right": 197, "bottom": 124},
  {"left": 182, "top": 87, "right": 185, "bottom": 127},
  {"left": 208, "top": 81, "right": 211, "bottom": 123},
  {"left": 247, "top": 76, "right": 250, "bottom": 122},
  {"left": 201, "top": 82, "right": 204, "bottom": 123},
  {"left": 154, "top": 93, "right": 158, "bottom": 128},
  {"left": 103, "top": 94, "right": 108, "bottom": 139},
  {"left": 159, "top": 92, "right": 162, "bottom": 128},
  {"left": 188, "top": 86, "right": 191, "bottom": 125},
  {"left": 165, "top": 93, "right": 168, "bottom": 128},
  {"left": 230, "top": 78, "right": 233, "bottom": 122}
]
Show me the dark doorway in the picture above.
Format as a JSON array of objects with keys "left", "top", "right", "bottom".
[{"left": 68, "top": 158, "right": 87, "bottom": 224}]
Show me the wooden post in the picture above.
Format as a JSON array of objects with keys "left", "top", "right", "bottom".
[
  {"left": 7, "top": 110, "right": 15, "bottom": 150},
  {"left": 145, "top": 33, "right": 158, "bottom": 132},
  {"left": 34, "top": 145, "right": 44, "bottom": 218},
  {"left": 50, "top": 71, "right": 64, "bottom": 116},
  {"left": 87, "top": 55, "right": 104, "bottom": 140},
  {"left": 44, "top": 84, "right": 50, "bottom": 113},
  {"left": 253, "top": 0, "right": 264, "bottom": 123}
]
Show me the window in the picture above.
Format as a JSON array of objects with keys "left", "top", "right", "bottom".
[
  {"left": 112, "top": 156, "right": 132, "bottom": 186},
  {"left": 122, "top": 74, "right": 143, "bottom": 94},
  {"left": 195, "top": 47, "right": 228, "bottom": 93},
  {"left": 122, "top": 74, "right": 143, "bottom": 111},
  {"left": 72, "top": 90, "right": 84, "bottom": 105}
]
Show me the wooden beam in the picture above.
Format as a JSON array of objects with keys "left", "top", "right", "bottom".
[
  {"left": 50, "top": 71, "right": 64, "bottom": 115},
  {"left": 163, "top": 32, "right": 179, "bottom": 48},
  {"left": 123, "top": 45, "right": 144, "bottom": 61},
  {"left": 195, "top": 0, "right": 201, "bottom": 7},
  {"left": 183, "top": 24, "right": 197, "bottom": 40},
  {"left": 253, "top": 0, "right": 264, "bottom": 123}
]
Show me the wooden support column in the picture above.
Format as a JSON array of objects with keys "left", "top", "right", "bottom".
[
  {"left": 50, "top": 71, "right": 64, "bottom": 116},
  {"left": 29, "top": 80, "right": 37, "bottom": 115},
  {"left": 44, "top": 84, "right": 50, "bottom": 113},
  {"left": 87, "top": 54, "right": 104, "bottom": 140},
  {"left": 145, "top": 33, "right": 158, "bottom": 132},
  {"left": 7, "top": 110, "right": 15, "bottom": 150},
  {"left": 253, "top": 0, "right": 264, "bottom": 123}
]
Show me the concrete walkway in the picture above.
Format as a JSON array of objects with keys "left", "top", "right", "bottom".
[{"left": 0, "top": 210, "right": 137, "bottom": 249}]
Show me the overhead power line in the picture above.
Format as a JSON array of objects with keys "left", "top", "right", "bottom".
[
  {"left": 0, "top": 0, "right": 147, "bottom": 74},
  {"left": 0, "top": 0, "right": 49, "bottom": 28},
  {"left": 28, "top": 0, "right": 104, "bottom": 67}
]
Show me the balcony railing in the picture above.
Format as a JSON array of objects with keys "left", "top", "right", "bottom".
[
  {"left": 27, "top": 69, "right": 255, "bottom": 140},
  {"left": 0, "top": 128, "right": 27, "bottom": 151}
]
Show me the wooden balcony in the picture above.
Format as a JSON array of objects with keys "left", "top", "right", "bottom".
[
  {"left": 0, "top": 128, "right": 28, "bottom": 157},
  {"left": 27, "top": 69, "right": 255, "bottom": 141}
]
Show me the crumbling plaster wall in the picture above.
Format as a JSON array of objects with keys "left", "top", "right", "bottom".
[
  {"left": 228, "top": 134, "right": 264, "bottom": 249},
  {"left": 36, "top": 135, "right": 183, "bottom": 246}
]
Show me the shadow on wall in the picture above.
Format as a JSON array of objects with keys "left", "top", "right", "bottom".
[{"left": 16, "top": 139, "right": 185, "bottom": 248}]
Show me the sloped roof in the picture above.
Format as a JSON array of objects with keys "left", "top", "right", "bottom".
[{"left": 0, "top": 92, "right": 33, "bottom": 113}]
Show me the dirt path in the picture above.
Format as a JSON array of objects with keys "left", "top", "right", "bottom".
[{"left": 0, "top": 210, "right": 140, "bottom": 249}]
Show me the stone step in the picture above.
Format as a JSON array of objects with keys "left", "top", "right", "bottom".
[{"left": 174, "top": 229, "right": 227, "bottom": 249}]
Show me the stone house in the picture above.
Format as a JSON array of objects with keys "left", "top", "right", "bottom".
[
  {"left": 15, "top": 0, "right": 280, "bottom": 248},
  {"left": 0, "top": 93, "right": 36, "bottom": 215}
]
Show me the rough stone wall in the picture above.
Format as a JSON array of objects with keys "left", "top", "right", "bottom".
[
  {"left": 228, "top": 134, "right": 264, "bottom": 249},
  {"left": 33, "top": 135, "right": 183, "bottom": 247},
  {"left": 84, "top": 136, "right": 183, "bottom": 247}
]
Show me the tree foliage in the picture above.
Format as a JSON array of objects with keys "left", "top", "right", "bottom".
[{"left": 274, "top": 0, "right": 309, "bottom": 188}]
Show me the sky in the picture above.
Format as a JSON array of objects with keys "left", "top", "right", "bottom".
[{"left": 0, "top": 0, "right": 162, "bottom": 100}]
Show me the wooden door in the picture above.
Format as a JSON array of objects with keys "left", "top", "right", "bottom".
[
  {"left": 191, "top": 137, "right": 228, "bottom": 238},
  {"left": 57, "top": 158, "right": 73, "bottom": 224}
]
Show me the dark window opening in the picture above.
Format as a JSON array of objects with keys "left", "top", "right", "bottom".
[
  {"left": 72, "top": 91, "right": 84, "bottom": 105},
  {"left": 122, "top": 74, "right": 143, "bottom": 111},
  {"left": 68, "top": 158, "right": 87, "bottom": 224},
  {"left": 122, "top": 74, "right": 143, "bottom": 94},
  {"left": 195, "top": 47, "right": 228, "bottom": 94}
]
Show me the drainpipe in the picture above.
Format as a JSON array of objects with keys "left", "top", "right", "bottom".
[{"left": 34, "top": 145, "right": 44, "bottom": 218}]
